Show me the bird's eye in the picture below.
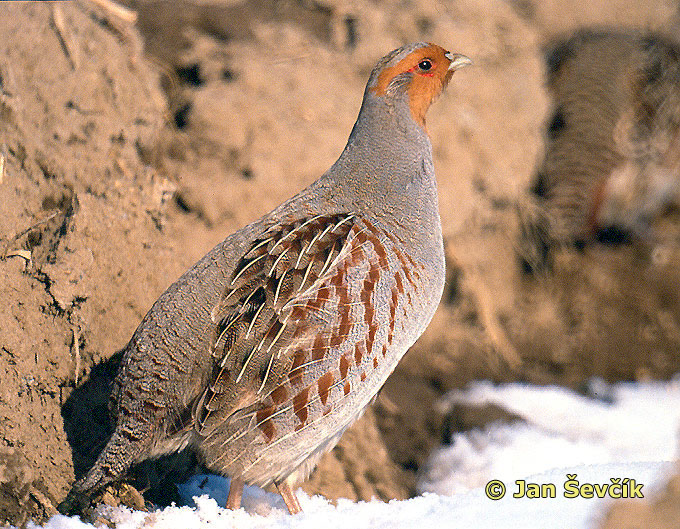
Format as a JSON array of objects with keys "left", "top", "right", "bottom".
[{"left": 418, "top": 59, "right": 433, "bottom": 71}]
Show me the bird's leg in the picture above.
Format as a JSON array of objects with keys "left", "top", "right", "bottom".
[
  {"left": 226, "top": 477, "right": 244, "bottom": 510},
  {"left": 276, "top": 480, "right": 302, "bottom": 514}
]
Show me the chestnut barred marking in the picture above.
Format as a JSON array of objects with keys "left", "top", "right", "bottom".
[
  {"left": 343, "top": 381, "right": 351, "bottom": 396},
  {"left": 388, "top": 288, "right": 398, "bottom": 344},
  {"left": 317, "top": 372, "right": 335, "bottom": 406},
  {"left": 271, "top": 384, "right": 288, "bottom": 405},
  {"left": 293, "top": 387, "right": 310, "bottom": 427},
  {"left": 367, "top": 324, "right": 377, "bottom": 351},
  {"left": 354, "top": 342, "right": 364, "bottom": 365},
  {"left": 339, "top": 354, "right": 350, "bottom": 380},
  {"left": 288, "top": 350, "right": 307, "bottom": 386},
  {"left": 256, "top": 405, "right": 277, "bottom": 443},
  {"left": 395, "top": 272, "right": 404, "bottom": 294},
  {"left": 312, "top": 334, "right": 327, "bottom": 362}
]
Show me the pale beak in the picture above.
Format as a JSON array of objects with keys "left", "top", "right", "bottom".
[{"left": 445, "top": 52, "right": 473, "bottom": 71}]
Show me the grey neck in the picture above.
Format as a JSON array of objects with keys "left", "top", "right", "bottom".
[{"left": 324, "top": 90, "right": 438, "bottom": 218}]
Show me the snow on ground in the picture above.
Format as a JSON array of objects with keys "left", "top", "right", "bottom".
[
  {"left": 418, "top": 378, "right": 680, "bottom": 494},
  {"left": 27, "top": 379, "right": 680, "bottom": 529}
]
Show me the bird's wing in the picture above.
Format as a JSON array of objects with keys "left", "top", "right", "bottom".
[{"left": 194, "top": 212, "right": 379, "bottom": 436}]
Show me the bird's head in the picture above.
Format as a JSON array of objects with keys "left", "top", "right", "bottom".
[{"left": 367, "top": 42, "right": 471, "bottom": 128}]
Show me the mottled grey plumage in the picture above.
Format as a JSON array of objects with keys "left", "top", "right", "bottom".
[{"left": 59, "top": 42, "right": 470, "bottom": 515}]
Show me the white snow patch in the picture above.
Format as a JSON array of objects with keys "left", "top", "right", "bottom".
[{"left": 418, "top": 378, "right": 680, "bottom": 494}]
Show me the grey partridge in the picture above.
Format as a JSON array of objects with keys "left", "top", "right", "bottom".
[
  {"left": 58, "top": 42, "right": 471, "bottom": 515},
  {"left": 519, "top": 30, "right": 680, "bottom": 273}
]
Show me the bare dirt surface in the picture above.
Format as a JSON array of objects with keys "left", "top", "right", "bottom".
[{"left": 2, "top": 0, "right": 680, "bottom": 527}]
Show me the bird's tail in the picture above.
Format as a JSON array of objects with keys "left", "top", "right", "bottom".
[{"left": 58, "top": 425, "right": 151, "bottom": 515}]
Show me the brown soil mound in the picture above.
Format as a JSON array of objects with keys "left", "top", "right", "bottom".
[{"left": 2, "top": 0, "right": 680, "bottom": 526}]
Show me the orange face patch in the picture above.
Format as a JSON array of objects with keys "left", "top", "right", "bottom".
[{"left": 370, "top": 44, "right": 455, "bottom": 127}]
